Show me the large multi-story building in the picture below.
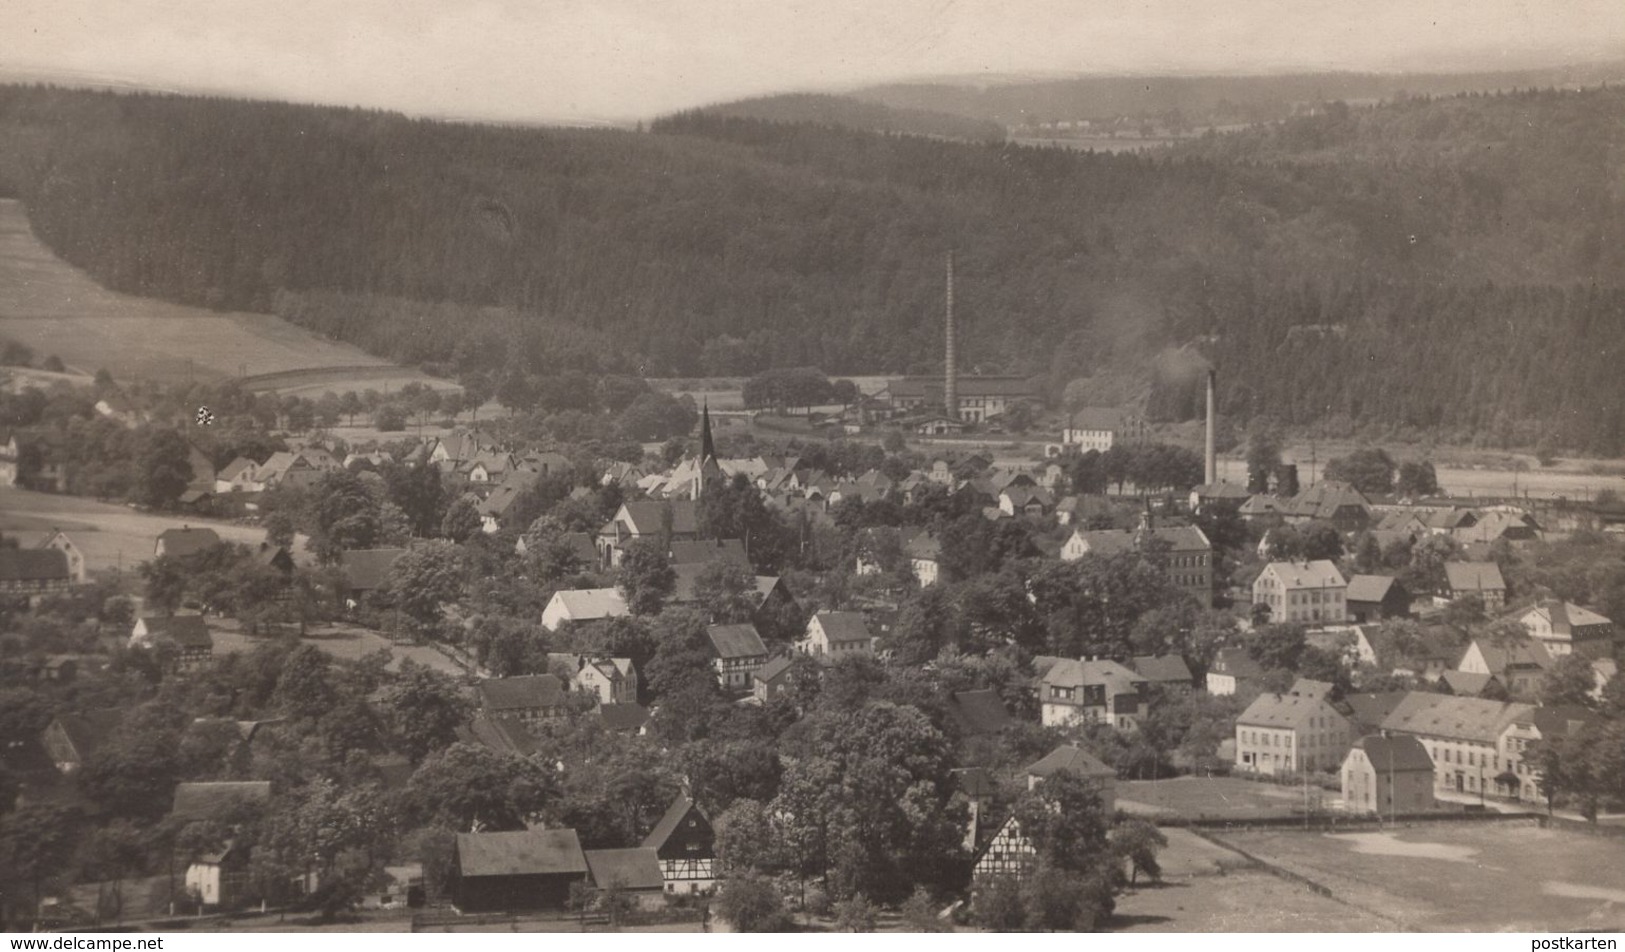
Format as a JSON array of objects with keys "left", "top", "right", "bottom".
[
  {"left": 884, "top": 376, "right": 1040, "bottom": 424},
  {"left": 1378, "top": 693, "right": 1533, "bottom": 799},
  {"left": 1252, "top": 560, "right": 1348, "bottom": 625},
  {"left": 1234, "top": 679, "right": 1353, "bottom": 775}
]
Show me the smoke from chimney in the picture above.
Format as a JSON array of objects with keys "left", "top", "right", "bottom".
[
  {"left": 1205, "top": 369, "right": 1217, "bottom": 486},
  {"left": 944, "top": 251, "right": 957, "bottom": 420}
]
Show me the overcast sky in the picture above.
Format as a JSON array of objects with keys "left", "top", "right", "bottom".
[{"left": 6, "top": 0, "right": 1621, "bottom": 123}]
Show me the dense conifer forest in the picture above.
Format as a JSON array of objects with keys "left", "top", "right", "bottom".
[{"left": 0, "top": 83, "right": 1622, "bottom": 450}]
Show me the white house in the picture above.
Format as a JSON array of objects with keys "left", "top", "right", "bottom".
[
  {"left": 1252, "top": 560, "right": 1348, "bottom": 625},
  {"left": 796, "top": 611, "right": 873, "bottom": 659},
  {"left": 541, "top": 588, "right": 630, "bottom": 631},
  {"left": 1234, "top": 681, "right": 1354, "bottom": 775}
]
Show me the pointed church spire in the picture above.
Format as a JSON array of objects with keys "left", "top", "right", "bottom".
[{"left": 700, "top": 400, "right": 716, "bottom": 464}]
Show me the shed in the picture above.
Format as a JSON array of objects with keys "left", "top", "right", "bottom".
[{"left": 453, "top": 829, "right": 589, "bottom": 912}]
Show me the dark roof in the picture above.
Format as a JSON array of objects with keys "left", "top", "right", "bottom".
[
  {"left": 1350, "top": 734, "right": 1434, "bottom": 772},
  {"left": 140, "top": 615, "right": 213, "bottom": 648},
  {"left": 477, "top": 675, "right": 567, "bottom": 712},
  {"left": 810, "top": 611, "right": 871, "bottom": 645},
  {"left": 707, "top": 624, "right": 767, "bottom": 660},
  {"left": 947, "top": 689, "right": 1014, "bottom": 737},
  {"left": 457, "top": 715, "right": 544, "bottom": 757},
  {"left": 642, "top": 794, "right": 705, "bottom": 851},
  {"left": 1445, "top": 561, "right": 1506, "bottom": 593},
  {"left": 670, "top": 539, "right": 750, "bottom": 568},
  {"left": 48, "top": 709, "right": 127, "bottom": 760},
  {"left": 170, "top": 781, "right": 272, "bottom": 822},
  {"left": 595, "top": 703, "right": 650, "bottom": 733},
  {"left": 1027, "top": 745, "right": 1114, "bottom": 780},
  {"left": 1346, "top": 575, "right": 1398, "bottom": 603},
  {"left": 456, "top": 829, "right": 588, "bottom": 878},
  {"left": 619, "top": 500, "right": 698, "bottom": 536},
  {"left": 339, "top": 548, "right": 407, "bottom": 591},
  {"left": 1439, "top": 670, "right": 1496, "bottom": 697},
  {"left": 888, "top": 376, "right": 1040, "bottom": 399},
  {"left": 156, "top": 527, "right": 221, "bottom": 558},
  {"left": 584, "top": 848, "right": 665, "bottom": 891},
  {"left": 1131, "top": 655, "right": 1194, "bottom": 684},
  {"left": 0, "top": 548, "right": 69, "bottom": 582},
  {"left": 755, "top": 655, "right": 796, "bottom": 684}
]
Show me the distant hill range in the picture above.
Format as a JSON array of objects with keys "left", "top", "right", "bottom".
[
  {"left": 0, "top": 77, "right": 1622, "bottom": 452},
  {"left": 683, "top": 93, "right": 1004, "bottom": 142},
  {"left": 852, "top": 62, "right": 1625, "bottom": 129}
]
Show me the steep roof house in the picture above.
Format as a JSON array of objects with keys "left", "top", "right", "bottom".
[
  {"left": 641, "top": 794, "right": 716, "bottom": 895},
  {"left": 1038, "top": 658, "right": 1149, "bottom": 730},
  {"left": 707, "top": 623, "right": 769, "bottom": 692}
]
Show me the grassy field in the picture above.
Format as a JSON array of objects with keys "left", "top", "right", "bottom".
[
  {"left": 1117, "top": 776, "right": 1335, "bottom": 821},
  {"left": 0, "top": 199, "right": 433, "bottom": 388},
  {"left": 1215, "top": 822, "right": 1625, "bottom": 931},
  {"left": 208, "top": 619, "right": 467, "bottom": 678},
  {"left": 0, "top": 484, "right": 267, "bottom": 576},
  {"left": 1109, "top": 829, "right": 1390, "bottom": 932}
]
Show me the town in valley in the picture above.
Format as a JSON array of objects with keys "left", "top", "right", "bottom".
[{"left": 1, "top": 10, "right": 1625, "bottom": 934}]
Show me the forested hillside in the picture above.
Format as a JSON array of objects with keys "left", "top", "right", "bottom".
[{"left": 0, "top": 84, "right": 1623, "bottom": 449}]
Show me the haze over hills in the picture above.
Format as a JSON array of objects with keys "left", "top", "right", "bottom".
[
  {"left": 851, "top": 61, "right": 1625, "bottom": 129},
  {"left": 0, "top": 77, "right": 1621, "bottom": 451}
]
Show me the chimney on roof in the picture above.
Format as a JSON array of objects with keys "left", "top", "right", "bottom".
[{"left": 1205, "top": 369, "right": 1217, "bottom": 487}]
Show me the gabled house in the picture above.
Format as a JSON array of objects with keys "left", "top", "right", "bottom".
[
  {"left": 541, "top": 588, "right": 630, "bottom": 631},
  {"left": 0, "top": 548, "right": 71, "bottom": 598},
  {"left": 596, "top": 500, "right": 699, "bottom": 568},
  {"left": 475, "top": 675, "right": 572, "bottom": 725},
  {"left": 1062, "top": 408, "right": 1123, "bottom": 452},
  {"left": 1345, "top": 575, "right": 1410, "bottom": 623},
  {"left": 1516, "top": 600, "right": 1616, "bottom": 658},
  {"left": 338, "top": 547, "right": 407, "bottom": 607},
  {"left": 1252, "top": 560, "right": 1348, "bottom": 625},
  {"left": 1341, "top": 734, "right": 1435, "bottom": 816},
  {"left": 1442, "top": 561, "right": 1507, "bottom": 611},
  {"left": 574, "top": 657, "right": 639, "bottom": 705},
  {"left": 1234, "top": 683, "right": 1354, "bottom": 774},
  {"left": 706, "top": 623, "right": 769, "bottom": 692},
  {"left": 130, "top": 616, "right": 214, "bottom": 669},
  {"left": 1130, "top": 655, "right": 1195, "bottom": 693},
  {"left": 1037, "top": 658, "right": 1148, "bottom": 730},
  {"left": 1279, "top": 481, "right": 1372, "bottom": 531},
  {"left": 1457, "top": 637, "right": 1553, "bottom": 698},
  {"left": 154, "top": 526, "right": 222, "bottom": 559},
  {"left": 640, "top": 794, "right": 716, "bottom": 895},
  {"left": 32, "top": 530, "right": 84, "bottom": 585},
  {"left": 452, "top": 829, "right": 589, "bottom": 913},
  {"left": 796, "top": 611, "right": 873, "bottom": 660},
  {"left": 475, "top": 470, "right": 539, "bottom": 534},
  {"left": 214, "top": 456, "right": 264, "bottom": 494},
  {"left": 1379, "top": 693, "right": 1532, "bottom": 798},
  {"left": 752, "top": 655, "right": 801, "bottom": 703},
  {"left": 1062, "top": 523, "right": 1213, "bottom": 606},
  {"left": 583, "top": 848, "right": 666, "bottom": 910},
  {"left": 906, "top": 532, "right": 942, "bottom": 587}
]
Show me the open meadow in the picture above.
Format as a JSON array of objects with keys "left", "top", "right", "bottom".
[
  {"left": 1214, "top": 822, "right": 1625, "bottom": 931},
  {"left": 0, "top": 484, "right": 268, "bottom": 577},
  {"left": 1117, "top": 776, "right": 1336, "bottom": 821},
  {"left": 0, "top": 199, "right": 435, "bottom": 388}
]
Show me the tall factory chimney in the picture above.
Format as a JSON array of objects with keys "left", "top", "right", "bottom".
[
  {"left": 1204, "top": 369, "right": 1218, "bottom": 486},
  {"left": 944, "top": 251, "right": 957, "bottom": 421}
]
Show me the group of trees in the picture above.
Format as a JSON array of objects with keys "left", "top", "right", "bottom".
[
  {"left": 1067, "top": 443, "right": 1205, "bottom": 496},
  {"left": 740, "top": 368, "right": 858, "bottom": 414}
]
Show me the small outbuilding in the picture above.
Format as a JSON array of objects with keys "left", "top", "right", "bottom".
[{"left": 452, "top": 829, "right": 589, "bottom": 913}]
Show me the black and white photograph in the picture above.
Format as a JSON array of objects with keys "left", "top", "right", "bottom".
[{"left": 1, "top": 0, "right": 1624, "bottom": 938}]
